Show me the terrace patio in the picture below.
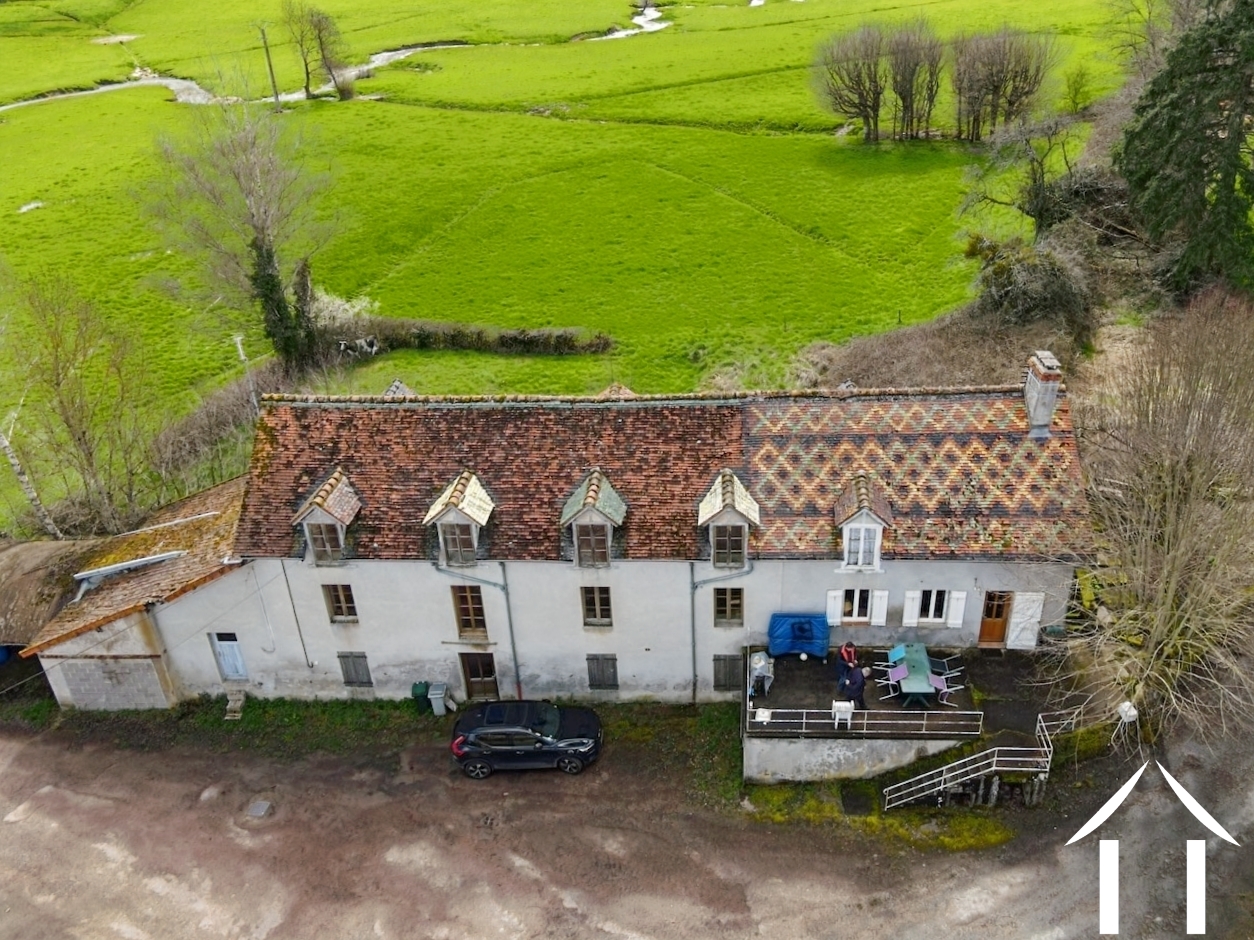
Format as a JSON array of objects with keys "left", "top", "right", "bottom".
[{"left": 740, "top": 646, "right": 1049, "bottom": 782}]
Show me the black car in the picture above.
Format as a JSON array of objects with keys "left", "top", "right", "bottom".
[{"left": 450, "top": 700, "right": 603, "bottom": 779}]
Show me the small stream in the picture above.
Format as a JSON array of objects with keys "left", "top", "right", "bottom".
[{"left": 0, "top": 5, "right": 673, "bottom": 115}]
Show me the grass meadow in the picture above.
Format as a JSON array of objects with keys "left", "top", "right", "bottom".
[{"left": 0, "top": 0, "right": 1122, "bottom": 523}]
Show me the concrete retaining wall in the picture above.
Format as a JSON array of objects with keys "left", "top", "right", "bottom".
[{"left": 743, "top": 736, "right": 961, "bottom": 782}]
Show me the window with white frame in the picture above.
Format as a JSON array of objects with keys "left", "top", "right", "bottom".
[
  {"left": 712, "top": 525, "right": 746, "bottom": 567},
  {"left": 307, "top": 523, "right": 344, "bottom": 564},
  {"left": 918, "top": 589, "right": 948, "bottom": 622},
  {"left": 440, "top": 522, "right": 476, "bottom": 566},
  {"left": 843, "top": 588, "right": 871, "bottom": 622},
  {"left": 843, "top": 525, "right": 879, "bottom": 568},
  {"left": 575, "top": 524, "right": 610, "bottom": 567}
]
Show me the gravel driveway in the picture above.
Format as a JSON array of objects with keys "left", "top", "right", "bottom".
[{"left": 0, "top": 729, "right": 1248, "bottom": 939}]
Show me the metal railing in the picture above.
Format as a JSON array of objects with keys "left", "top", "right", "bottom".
[
  {"left": 746, "top": 706, "right": 984, "bottom": 739},
  {"left": 882, "top": 706, "right": 1083, "bottom": 810}
]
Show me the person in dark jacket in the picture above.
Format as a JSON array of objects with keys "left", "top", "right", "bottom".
[
  {"left": 836, "top": 641, "right": 858, "bottom": 694},
  {"left": 845, "top": 666, "right": 870, "bottom": 710}
]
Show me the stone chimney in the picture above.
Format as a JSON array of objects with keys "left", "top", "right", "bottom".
[{"left": 1024, "top": 350, "right": 1062, "bottom": 440}]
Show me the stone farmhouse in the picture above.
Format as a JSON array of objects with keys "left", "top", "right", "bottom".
[{"left": 14, "top": 352, "right": 1088, "bottom": 720}]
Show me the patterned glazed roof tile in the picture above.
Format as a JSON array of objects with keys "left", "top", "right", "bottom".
[
  {"left": 423, "top": 471, "right": 496, "bottom": 526},
  {"left": 832, "top": 472, "right": 894, "bottom": 527},
  {"left": 697, "top": 469, "right": 761, "bottom": 526},
  {"left": 291, "top": 467, "right": 361, "bottom": 527},
  {"left": 24, "top": 478, "right": 247, "bottom": 656},
  {"left": 235, "top": 386, "right": 1089, "bottom": 563}
]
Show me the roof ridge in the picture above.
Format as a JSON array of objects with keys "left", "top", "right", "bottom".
[{"left": 260, "top": 384, "right": 1032, "bottom": 407}]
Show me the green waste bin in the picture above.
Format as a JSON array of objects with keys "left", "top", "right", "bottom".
[{"left": 412, "top": 681, "right": 431, "bottom": 714}]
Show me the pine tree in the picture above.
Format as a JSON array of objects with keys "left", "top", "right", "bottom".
[{"left": 1117, "top": 1, "right": 1254, "bottom": 290}]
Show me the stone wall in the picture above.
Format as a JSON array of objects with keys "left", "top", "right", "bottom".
[
  {"left": 56, "top": 658, "right": 172, "bottom": 710},
  {"left": 743, "top": 735, "right": 960, "bottom": 783}
]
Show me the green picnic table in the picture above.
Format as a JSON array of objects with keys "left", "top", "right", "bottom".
[{"left": 898, "top": 643, "right": 936, "bottom": 709}]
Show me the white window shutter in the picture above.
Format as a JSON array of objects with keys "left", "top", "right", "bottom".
[
  {"left": 1006, "top": 592, "right": 1046, "bottom": 649},
  {"left": 870, "top": 590, "right": 889, "bottom": 626},
  {"left": 826, "top": 590, "right": 843, "bottom": 626},
  {"left": 946, "top": 591, "right": 967, "bottom": 628},
  {"left": 902, "top": 590, "right": 921, "bottom": 627}
]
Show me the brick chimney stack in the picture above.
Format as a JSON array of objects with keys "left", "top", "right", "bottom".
[{"left": 1024, "top": 351, "right": 1062, "bottom": 440}]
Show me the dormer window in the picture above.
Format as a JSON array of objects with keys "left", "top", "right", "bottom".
[
  {"left": 575, "top": 523, "right": 610, "bottom": 567},
  {"left": 440, "top": 523, "right": 476, "bottom": 566},
  {"left": 562, "top": 470, "right": 627, "bottom": 568},
  {"left": 292, "top": 468, "right": 361, "bottom": 567},
  {"left": 833, "top": 473, "right": 892, "bottom": 572},
  {"left": 844, "top": 525, "right": 878, "bottom": 568},
  {"left": 424, "top": 471, "right": 496, "bottom": 568},
  {"left": 307, "top": 522, "right": 345, "bottom": 563},
  {"left": 698, "top": 469, "right": 759, "bottom": 569},
  {"left": 713, "top": 525, "right": 746, "bottom": 567}
]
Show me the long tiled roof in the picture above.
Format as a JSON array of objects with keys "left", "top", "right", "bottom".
[
  {"left": 23, "top": 478, "right": 247, "bottom": 656},
  {"left": 235, "top": 386, "right": 1089, "bottom": 562}
]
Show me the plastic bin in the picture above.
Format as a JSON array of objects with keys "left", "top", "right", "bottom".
[
  {"left": 411, "top": 681, "right": 431, "bottom": 714},
  {"left": 428, "top": 682, "right": 448, "bottom": 717}
]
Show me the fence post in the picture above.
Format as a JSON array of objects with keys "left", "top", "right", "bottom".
[{"left": 988, "top": 775, "right": 1000, "bottom": 807}]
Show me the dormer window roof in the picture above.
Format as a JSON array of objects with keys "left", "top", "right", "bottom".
[
  {"left": 291, "top": 467, "right": 361, "bottom": 528},
  {"left": 697, "top": 468, "right": 760, "bottom": 527},
  {"left": 832, "top": 472, "right": 893, "bottom": 529},
  {"left": 422, "top": 470, "right": 495, "bottom": 527},
  {"left": 560, "top": 469, "right": 627, "bottom": 528}
]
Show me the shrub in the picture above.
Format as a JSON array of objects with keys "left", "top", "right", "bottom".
[{"left": 966, "top": 234, "right": 1094, "bottom": 342}]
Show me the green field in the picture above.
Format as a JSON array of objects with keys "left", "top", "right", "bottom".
[{"left": 0, "top": 0, "right": 1123, "bottom": 521}]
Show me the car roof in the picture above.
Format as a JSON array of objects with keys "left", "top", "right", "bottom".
[{"left": 457, "top": 700, "right": 553, "bottom": 732}]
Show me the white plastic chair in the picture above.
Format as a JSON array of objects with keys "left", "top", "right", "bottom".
[{"left": 832, "top": 700, "right": 855, "bottom": 729}]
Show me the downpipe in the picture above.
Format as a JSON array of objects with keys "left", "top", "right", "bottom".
[{"left": 689, "top": 559, "right": 755, "bottom": 704}]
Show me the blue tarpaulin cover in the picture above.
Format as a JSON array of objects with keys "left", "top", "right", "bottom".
[{"left": 767, "top": 613, "right": 830, "bottom": 658}]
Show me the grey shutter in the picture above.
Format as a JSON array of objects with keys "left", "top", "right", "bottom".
[
  {"left": 338, "top": 651, "right": 372, "bottom": 687},
  {"left": 587, "top": 654, "right": 618, "bottom": 690},
  {"left": 713, "top": 655, "right": 740, "bottom": 692}
]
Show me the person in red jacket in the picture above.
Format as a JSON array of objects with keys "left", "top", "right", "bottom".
[{"left": 836, "top": 641, "right": 858, "bottom": 693}]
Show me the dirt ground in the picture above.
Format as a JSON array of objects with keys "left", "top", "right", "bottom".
[{"left": 0, "top": 726, "right": 1250, "bottom": 940}]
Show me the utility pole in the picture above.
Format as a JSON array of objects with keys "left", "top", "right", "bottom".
[{"left": 258, "top": 25, "right": 283, "bottom": 112}]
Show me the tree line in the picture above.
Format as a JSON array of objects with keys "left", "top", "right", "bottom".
[{"left": 815, "top": 21, "right": 1055, "bottom": 142}]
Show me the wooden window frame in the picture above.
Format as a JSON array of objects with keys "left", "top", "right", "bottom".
[
  {"left": 323, "top": 584, "right": 358, "bottom": 622},
  {"left": 452, "top": 585, "right": 487, "bottom": 637},
  {"left": 713, "top": 587, "right": 744, "bottom": 627},
  {"left": 713, "top": 654, "right": 741, "bottom": 692},
  {"left": 712, "top": 525, "right": 746, "bottom": 568},
  {"left": 337, "top": 651, "right": 372, "bottom": 687},
  {"left": 307, "top": 522, "right": 344, "bottom": 564},
  {"left": 575, "top": 523, "right": 610, "bottom": 568},
  {"left": 581, "top": 586, "right": 613, "bottom": 627},
  {"left": 440, "top": 522, "right": 477, "bottom": 566},
  {"left": 586, "top": 654, "right": 619, "bottom": 690}
]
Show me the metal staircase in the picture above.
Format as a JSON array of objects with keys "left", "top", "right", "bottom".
[{"left": 882, "top": 708, "right": 1082, "bottom": 810}]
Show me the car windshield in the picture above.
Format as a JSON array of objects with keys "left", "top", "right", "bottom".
[{"left": 531, "top": 703, "right": 560, "bottom": 738}]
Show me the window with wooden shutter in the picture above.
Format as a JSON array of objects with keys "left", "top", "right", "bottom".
[
  {"left": 582, "top": 586, "right": 613, "bottom": 626},
  {"left": 337, "top": 651, "right": 372, "bottom": 687},
  {"left": 714, "top": 588, "right": 744, "bottom": 626},
  {"left": 451, "top": 585, "right": 487, "bottom": 637},
  {"left": 323, "top": 584, "right": 358, "bottom": 621},
  {"left": 586, "top": 654, "right": 618, "bottom": 690},
  {"left": 713, "top": 654, "right": 741, "bottom": 692},
  {"left": 712, "top": 525, "right": 746, "bottom": 567},
  {"left": 575, "top": 524, "right": 610, "bottom": 567}
]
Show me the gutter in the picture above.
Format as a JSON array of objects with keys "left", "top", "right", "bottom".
[
  {"left": 430, "top": 559, "right": 524, "bottom": 700},
  {"left": 279, "top": 558, "right": 315, "bottom": 668},
  {"left": 689, "top": 559, "right": 755, "bottom": 704}
]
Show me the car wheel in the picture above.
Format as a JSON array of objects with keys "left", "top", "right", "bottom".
[
  {"left": 557, "top": 756, "right": 584, "bottom": 775},
  {"left": 462, "top": 760, "right": 493, "bottom": 780}
]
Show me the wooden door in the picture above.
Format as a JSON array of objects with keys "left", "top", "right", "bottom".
[
  {"left": 979, "top": 592, "right": 1012, "bottom": 646},
  {"left": 460, "top": 652, "right": 498, "bottom": 699},
  {"left": 211, "top": 633, "right": 248, "bottom": 680}
]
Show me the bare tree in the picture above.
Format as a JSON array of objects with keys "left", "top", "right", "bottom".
[
  {"left": 0, "top": 274, "right": 153, "bottom": 535},
  {"left": 1107, "top": 0, "right": 1210, "bottom": 78},
  {"left": 151, "top": 94, "right": 326, "bottom": 373},
  {"left": 1048, "top": 289, "right": 1254, "bottom": 742},
  {"left": 282, "top": 0, "right": 318, "bottom": 99},
  {"left": 952, "top": 29, "right": 1055, "bottom": 141},
  {"left": 887, "top": 21, "right": 944, "bottom": 139},
  {"left": 951, "top": 33, "right": 990, "bottom": 141},
  {"left": 309, "top": 8, "right": 354, "bottom": 100},
  {"left": 1002, "top": 31, "right": 1056, "bottom": 125},
  {"left": 815, "top": 26, "right": 887, "bottom": 142}
]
